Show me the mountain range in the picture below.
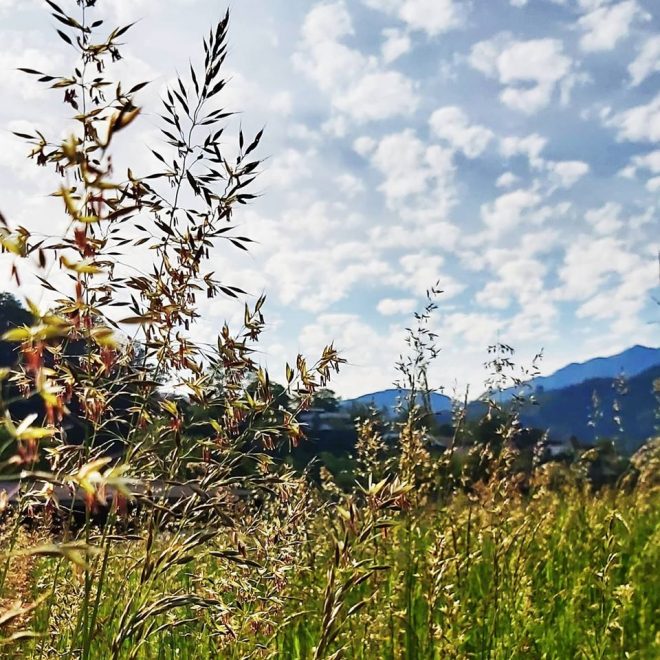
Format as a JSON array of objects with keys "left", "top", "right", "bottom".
[
  {"left": 496, "top": 344, "right": 660, "bottom": 400},
  {"left": 343, "top": 388, "right": 453, "bottom": 415},
  {"left": 343, "top": 345, "right": 660, "bottom": 452}
]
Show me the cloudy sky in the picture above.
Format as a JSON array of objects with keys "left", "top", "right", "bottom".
[{"left": 0, "top": 0, "right": 659, "bottom": 398}]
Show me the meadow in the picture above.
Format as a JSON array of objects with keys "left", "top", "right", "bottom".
[{"left": 2, "top": 453, "right": 659, "bottom": 658}]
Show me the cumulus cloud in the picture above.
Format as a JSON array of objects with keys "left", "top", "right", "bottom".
[
  {"left": 261, "top": 148, "right": 316, "bottom": 190},
  {"left": 377, "top": 297, "right": 417, "bottom": 315},
  {"left": 476, "top": 256, "right": 548, "bottom": 310},
  {"left": 496, "top": 172, "right": 520, "bottom": 188},
  {"left": 547, "top": 160, "right": 590, "bottom": 188},
  {"left": 578, "top": 1, "right": 648, "bottom": 53},
  {"left": 265, "top": 240, "right": 390, "bottom": 312},
  {"left": 294, "top": 2, "right": 364, "bottom": 93},
  {"left": 389, "top": 253, "right": 465, "bottom": 298},
  {"left": 381, "top": 28, "right": 411, "bottom": 63},
  {"left": 555, "top": 235, "right": 652, "bottom": 302},
  {"left": 500, "top": 133, "right": 547, "bottom": 168},
  {"left": 298, "top": 312, "right": 404, "bottom": 397},
  {"left": 469, "top": 34, "right": 574, "bottom": 113},
  {"left": 480, "top": 189, "right": 542, "bottom": 234},
  {"left": 294, "top": 1, "right": 419, "bottom": 122},
  {"left": 0, "top": 34, "right": 65, "bottom": 101},
  {"left": 646, "top": 176, "right": 660, "bottom": 192},
  {"left": 629, "top": 35, "right": 660, "bottom": 87},
  {"left": 585, "top": 202, "right": 624, "bottom": 235},
  {"left": 335, "top": 173, "right": 365, "bottom": 197},
  {"left": 575, "top": 250, "right": 657, "bottom": 335},
  {"left": 627, "top": 149, "right": 660, "bottom": 176},
  {"left": 334, "top": 70, "right": 419, "bottom": 121},
  {"left": 437, "top": 312, "right": 504, "bottom": 350},
  {"left": 367, "top": 129, "right": 456, "bottom": 211},
  {"left": 607, "top": 93, "right": 660, "bottom": 142},
  {"left": 369, "top": 220, "right": 461, "bottom": 252},
  {"left": 363, "top": 0, "right": 467, "bottom": 36},
  {"left": 429, "top": 106, "right": 494, "bottom": 158}
]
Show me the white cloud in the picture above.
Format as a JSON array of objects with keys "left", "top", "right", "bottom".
[
  {"left": 646, "top": 176, "right": 660, "bottom": 192},
  {"left": 262, "top": 148, "right": 316, "bottom": 190},
  {"left": 437, "top": 312, "right": 504, "bottom": 350},
  {"left": 363, "top": 0, "right": 467, "bottom": 36},
  {"left": 496, "top": 172, "right": 519, "bottom": 188},
  {"left": 578, "top": 1, "right": 648, "bottom": 53},
  {"left": 391, "top": 253, "right": 465, "bottom": 298},
  {"left": 500, "top": 133, "right": 547, "bottom": 168},
  {"left": 369, "top": 220, "right": 461, "bottom": 252},
  {"left": 474, "top": 235, "right": 560, "bottom": 334},
  {"left": 429, "top": 106, "right": 494, "bottom": 158},
  {"left": 585, "top": 202, "right": 624, "bottom": 234},
  {"left": 476, "top": 256, "right": 548, "bottom": 310},
  {"left": 480, "top": 189, "right": 542, "bottom": 233},
  {"left": 0, "top": 35, "right": 65, "bottom": 102},
  {"left": 303, "top": 1, "right": 354, "bottom": 44},
  {"left": 294, "top": 3, "right": 364, "bottom": 93},
  {"left": 547, "top": 160, "right": 590, "bottom": 188},
  {"left": 353, "top": 136, "right": 377, "bottom": 156},
  {"left": 377, "top": 297, "right": 417, "bottom": 315},
  {"left": 629, "top": 35, "right": 660, "bottom": 87},
  {"left": 334, "top": 70, "right": 419, "bottom": 122},
  {"left": 335, "top": 173, "right": 365, "bottom": 197},
  {"left": 382, "top": 28, "right": 411, "bottom": 63},
  {"left": 368, "top": 129, "right": 456, "bottom": 211},
  {"left": 265, "top": 240, "right": 390, "bottom": 312},
  {"left": 294, "top": 2, "right": 419, "bottom": 123},
  {"left": 555, "top": 235, "right": 646, "bottom": 301},
  {"left": 575, "top": 251, "right": 657, "bottom": 332},
  {"left": 620, "top": 149, "right": 660, "bottom": 185},
  {"left": 607, "top": 93, "right": 660, "bottom": 142},
  {"left": 299, "top": 312, "right": 404, "bottom": 397},
  {"left": 470, "top": 35, "right": 573, "bottom": 113},
  {"left": 630, "top": 149, "right": 660, "bottom": 174}
]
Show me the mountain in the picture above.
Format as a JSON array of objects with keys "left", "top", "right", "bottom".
[
  {"left": 343, "top": 388, "right": 453, "bottom": 417},
  {"left": 499, "top": 345, "right": 660, "bottom": 400},
  {"left": 515, "top": 364, "right": 659, "bottom": 454}
]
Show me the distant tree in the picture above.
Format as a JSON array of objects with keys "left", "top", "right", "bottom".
[
  {"left": 310, "top": 388, "right": 340, "bottom": 412},
  {"left": 0, "top": 292, "right": 32, "bottom": 366}
]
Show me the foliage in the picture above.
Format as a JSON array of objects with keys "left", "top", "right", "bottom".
[{"left": 0, "top": 1, "right": 341, "bottom": 655}]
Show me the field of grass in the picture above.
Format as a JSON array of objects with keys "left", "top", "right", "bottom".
[{"left": 3, "top": 467, "right": 658, "bottom": 659}]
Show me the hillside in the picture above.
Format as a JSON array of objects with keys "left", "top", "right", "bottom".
[
  {"left": 515, "top": 364, "right": 659, "bottom": 453},
  {"left": 343, "top": 388, "right": 453, "bottom": 417},
  {"left": 498, "top": 345, "right": 660, "bottom": 400}
]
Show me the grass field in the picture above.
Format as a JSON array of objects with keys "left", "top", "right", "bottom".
[{"left": 3, "top": 467, "right": 658, "bottom": 659}]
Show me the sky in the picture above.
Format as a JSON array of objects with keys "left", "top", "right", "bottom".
[{"left": 0, "top": 0, "right": 659, "bottom": 399}]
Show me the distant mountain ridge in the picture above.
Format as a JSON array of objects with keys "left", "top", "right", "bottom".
[
  {"left": 500, "top": 345, "right": 660, "bottom": 399},
  {"left": 343, "top": 388, "right": 452, "bottom": 417},
  {"left": 343, "top": 346, "right": 660, "bottom": 451},
  {"left": 346, "top": 345, "right": 660, "bottom": 413},
  {"left": 516, "top": 364, "right": 660, "bottom": 453}
]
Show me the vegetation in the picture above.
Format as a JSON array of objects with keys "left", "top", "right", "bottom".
[
  {"left": 5, "top": 471, "right": 658, "bottom": 659},
  {"left": 0, "top": 2, "right": 658, "bottom": 658}
]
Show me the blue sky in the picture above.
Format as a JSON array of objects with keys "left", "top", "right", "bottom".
[{"left": 0, "top": 0, "right": 658, "bottom": 397}]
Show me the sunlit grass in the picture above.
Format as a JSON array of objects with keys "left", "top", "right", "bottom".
[{"left": 8, "top": 478, "right": 657, "bottom": 659}]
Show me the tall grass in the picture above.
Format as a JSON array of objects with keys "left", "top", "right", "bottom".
[{"left": 4, "top": 468, "right": 657, "bottom": 658}]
